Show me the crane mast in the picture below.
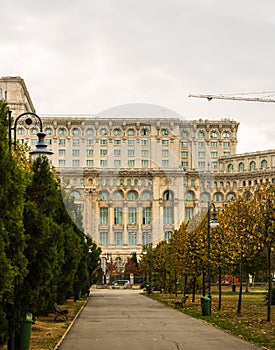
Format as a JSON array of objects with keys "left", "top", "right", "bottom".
[{"left": 189, "top": 93, "right": 275, "bottom": 103}]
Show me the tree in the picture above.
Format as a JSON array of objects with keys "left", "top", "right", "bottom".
[
  {"left": 252, "top": 184, "right": 275, "bottom": 321},
  {"left": 0, "top": 101, "right": 28, "bottom": 344}
]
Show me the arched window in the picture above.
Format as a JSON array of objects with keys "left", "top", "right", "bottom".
[
  {"left": 86, "top": 128, "right": 94, "bottom": 136},
  {"left": 238, "top": 162, "right": 245, "bottom": 172},
  {"left": 210, "top": 131, "right": 218, "bottom": 138},
  {"left": 261, "top": 159, "right": 267, "bottom": 168},
  {"left": 113, "top": 191, "right": 123, "bottom": 201},
  {"left": 100, "top": 191, "right": 109, "bottom": 201},
  {"left": 163, "top": 190, "right": 174, "bottom": 201},
  {"left": 45, "top": 127, "right": 53, "bottom": 135},
  {"left": 227, "top": 164, "right": 233, "bottom": 172},
  {"left": 201, "top": 193, "right": 210, "bottom": 202},
  {"left": 213, "top": 192, "right": 223, "bottom": 202},
  {"left": 185, "top": 191, "right": 194, "bottom": 201},
  {"left": 31, "top": 128, "right": 38, "bottom": 135},
  {"left": 140, "top": 128, "right": 149, "bottom": 136},
  {"left": 18, "top": 127, "right": 25, "bottom": 135},
  {"left": 181, "top": 131, "right": 189, "bottom": 138},
  {"left": 58, "top": 127, "right": 67, "bottom": 135},
  {"left": 72, "top": 128, "right": 81, "bottom": 136},
  {"left": 198, "top": 131, "right": 205, "bottom": 138},
  {"left": 227, "top": 193, "right": 236, "bottom": 202},
  {"left": 223, "top": 131, "right": 230, "bottom": 138},
  {"left": 100, "top": 128, "right": 108, "bottom": 136},
  {"left": 71, "top": 190, "right": 81, "bottom": 200},
  {"left": 127, "top": 128, "right": 135, "bottom": 136},
  {"left": 249, "top": 161, "right": 256, "bottom": 171},
  {"left": 161, "top": 128, "right": 168, "bottom": 136},
  {"left": 127, "top": 191, "right": 138, "bottom": 201},
  {"left": 142, "top": 192, "right": 151, "bottom": 201},
  {"left": 113, "top": 128, "right": 122, "bottom": 136}
]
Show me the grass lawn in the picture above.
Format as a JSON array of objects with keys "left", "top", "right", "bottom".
[
  {"left": 0, "top": 298, "right": 87, "bottom": 350},
  {"left": 150, "top": 286, "right": 275, "bottom": 350}
]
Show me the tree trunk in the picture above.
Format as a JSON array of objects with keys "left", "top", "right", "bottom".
[
  {"left": 267, "top": 246, "right": 272, "bottom": 322},
  {"left": 245, "top": 272, "right": 249, "bottom": 293},
  {"left": 202, "top": 270, "right": 206, "bottom": 297},
  {"left": 218, "top": 266, "right": 222, "bottom": 310},
  {"left": 183, "top": 274, "right": 188, "bottom": 298},
  {"left": 175, "top": 272, "right": 178, "bottom": 296},
  {"left": 237, "top": 260, "right": 243, "bottom": 314},
  {"left": 192, "top": 276, "right": 196, "bottom": 303}
]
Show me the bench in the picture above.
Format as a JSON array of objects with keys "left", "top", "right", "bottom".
[
  {"left": 54, "top": 303, "right": 69, "bottom": 321},
  {"left": 174, "top": 295, "right": 189, "bottom": 308}
]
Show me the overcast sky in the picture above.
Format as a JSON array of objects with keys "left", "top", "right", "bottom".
[{"left": 1, "top": 0, "right": 275, "bottom": 153}]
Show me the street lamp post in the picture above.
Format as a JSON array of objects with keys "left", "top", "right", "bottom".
[
  {"left": 207, "top": 201, "right": 219, "bottom": 315},
  {"left": 143, "top": 242, "right": 152, "bottom": 294},
  {"left": 7, "top": 110, "right": 53, "bottom": 158}
]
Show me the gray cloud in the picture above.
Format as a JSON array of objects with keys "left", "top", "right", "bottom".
[{"left": 1, "top": 0, "right": 275, "bottom": 153}]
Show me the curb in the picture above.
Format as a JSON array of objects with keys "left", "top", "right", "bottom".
[{"left": 53, "top": 296, "right": 90, "bottom": 350}]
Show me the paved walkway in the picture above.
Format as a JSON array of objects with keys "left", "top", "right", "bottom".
[{"left": 57, "top": 289, "right": 262, "bottom": 350}]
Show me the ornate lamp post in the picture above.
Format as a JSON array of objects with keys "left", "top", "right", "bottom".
[
  {"left": 7, "top": 110, "right": 53, "bottom": 159},
  {"left": 207, "top": 201, "right": 219, "bottom": 315}
]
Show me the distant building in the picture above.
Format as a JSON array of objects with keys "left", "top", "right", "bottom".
[{"left": 2, "top": 76, "right": 275, "bottom": 267}]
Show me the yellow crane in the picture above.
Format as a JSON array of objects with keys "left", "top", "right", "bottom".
[{"left": 189, "top": 93, "right": 275, "bottom": 103}]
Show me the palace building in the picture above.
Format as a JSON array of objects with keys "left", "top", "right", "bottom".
[{"left": 2, "top": 76, "right": 275, "bottom": 267}]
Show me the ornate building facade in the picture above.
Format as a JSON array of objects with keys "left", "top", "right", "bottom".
[{"left": 2, "top": 76, "right": 275, "bottom": 266}]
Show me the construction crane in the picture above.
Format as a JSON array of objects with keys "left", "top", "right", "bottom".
[{"left": 189, "top": 93, "right": 275, "bottom": 103}]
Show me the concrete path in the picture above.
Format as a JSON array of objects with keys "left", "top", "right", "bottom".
[{"left": 57, "top": 289, "right": 262, "bottom": 350}]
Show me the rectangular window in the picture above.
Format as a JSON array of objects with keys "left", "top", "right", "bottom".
[
  {"left": 114, "top": 207, "right": 122, "bottom": 225},
  {"left": 100, "top": 232, "right": 108, "bottom": 246},
  {"left": 114, "top": 149, "right": 121, "bottom": 156},
  {"left": 163, "top": 207, "right": 173, "bottom": 225},
  {"left": 181, "top": 141, "right": 188, "bottom": 148},
  {"left": 73, "top": 160, "right": 80, "bottom": 167},
  {"left": 142, "top": 160, "right": 149, "bottom": 167},
  {"left": 59, "top": 149, "right": 66, "bottom": 156},
  {"left": 198, "top": 142, "right": 205, "bottom": 148},
  {"left": 114, "top": 160, "right": 121, "bottom": 167},
  {"left": 73, "top": 139, "right": 80, "bottom": 146},
  {"left": 128, "top": 207, "right": 137, "bottom": 224},
  {"left": 141, "top": 140, "right": 149, "bottom": 146},
  {"left": 72, "top": 149, "right": 80, "bottom": 156},
  {"left": 100, "top": 207, "right": 108, "bottom": 225},
  {"left": 211, "top": 161, "right": 217, "bottom": 168},
  {"left": 100, "top": 160, "right": 107, "bottom": 167},
  {"left": 198, "top": 161, "right": 205, "bottom": 168},
  {"left": 223, "top": 142, "right": 230, "bottom": 148},
  {"left": 87, "top": 139, "right": 94, "bottom": 146},
  {"left": 114, "top": 232, "right": 122, "bottom": 246},
  {"left": 181, "top": 161, "right": 188, "bottom": 168},
  {"left": 59, "top": 159, "right": 66, "bottom": 166},
  {"left": 128, "top": 232, "right": 137, "bottom": 246},
  {"left": 100, "top": 139, "right": 107, "bottom": 145},
  {"left": 223, "top": 152, "right": 230, "bottom": 157},
  {"left": 162, "top": 149, "right": 169, "bottom": 157},
  {"left": 45, "top": 139, "right": 52, "bottom": 145},
  {"left": 128, "top": 140, "right": 135, "bottom": 146},
  {"left": 162, "top": 160, "right": 169, "bottom": 167},
  {"left": 128, "top": 149, "right": 135, "bottom": 156},
  {"left": 165, "top": 231, "right": 173, "bottom": 243},
  {"left": 142, "top": 232, "right": 151, "bottom": 245},
  {"left": 86, "top": 149, "right": 94, "bottom": 156},
  {"left": 86, "top": 160, "right": 94, "bottom": 166},
  {"left": 162, "top": 139, "right": 169, "bottom": 145},
  {"left": 114, "top": 139, "right": 121, "bottom": 145},
  {"left": 198, "top": 151, "right": 205, "bottom": 158},
  {"left": 185, "top": 207, "right": 194, "bottom": 222},
  {"left": 100, "top": 149, "right": 108, "bottom": 156},
  {"left": 128, "top": 160, "right": 135, "bottom": 167},
  {"left": 142, "top": 207, "right": 151, "bottom": 224},
  {"left": 141, "top": 150, "right": 149, "bottom": 157},
  {"left": 59, "top": 139, "right": 66, "bottom": 145},
  {"left": 210, "top": 141, "right": 218, "bottom": 147},
  {"left": 211, "top": 152, "right": 218, "bottom": 157},
  {"left": 181, "top": 151, "right": 188, "bottom": 157}
]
